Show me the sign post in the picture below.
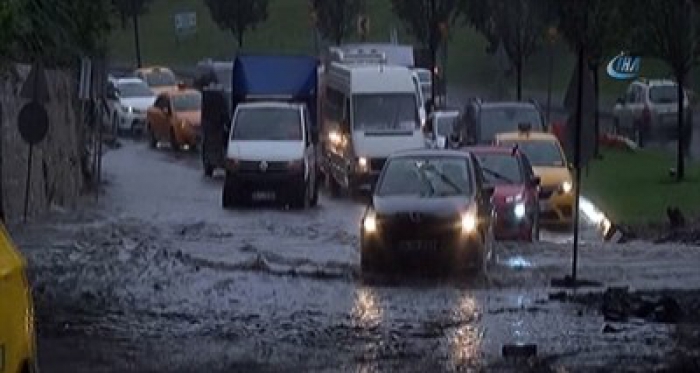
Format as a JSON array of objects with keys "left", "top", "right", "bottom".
[{"left": 18, "top": 63, "right": 51, "bottom": 222}]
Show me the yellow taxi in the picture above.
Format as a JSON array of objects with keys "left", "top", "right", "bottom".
[
  {"left": 146, "top": 84, "right": 202, "bottom": 150},
  {"left": 134, "top": 66, "right": 179, "bottom": 95},
  {"left": 0, "top": 224, "right": 36, "bottom": 373},
  {"left": 496, "top": 127, "right": 574, "bottom": 228}
]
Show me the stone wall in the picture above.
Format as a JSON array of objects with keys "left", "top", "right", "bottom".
[{"left": 0, "top": 64, "right": 83, "bottom": 222}]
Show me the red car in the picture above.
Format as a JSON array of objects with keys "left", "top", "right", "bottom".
[{"left": 466, "top": 146, "right": 541, "bottom": 242}]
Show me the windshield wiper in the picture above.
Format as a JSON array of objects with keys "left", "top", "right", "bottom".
[
  {"left": 482, "top": 167, "right": 515, "bottom": 184},
  {"left": 420, "top": 164, "right": 465, "bottom": 195}
]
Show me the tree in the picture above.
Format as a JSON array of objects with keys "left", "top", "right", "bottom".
[
  {"left": 204, "top": 0, "right": 269, "bottom": 48},
  {"left": 111, "top": 0, "right": 152, "bottom": 29},
  {"left": 549, "top": 0, "right": 622, "bottom": 157},
  {"left": 310, "top": 0, "right": 362, "bottom": 46},
  {"left": 627, "top": 0, "right": 700, "bottom": 181},
  {"left": 462, "top": 0, "right": 545, "bottom": 100}
]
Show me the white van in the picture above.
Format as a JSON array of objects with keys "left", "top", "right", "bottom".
[
  {"left": 223, "top": 102, "right": 319, "bottom": 208},
  {"left": 321, "top": 52, "right": 426, "bottom": 195}
]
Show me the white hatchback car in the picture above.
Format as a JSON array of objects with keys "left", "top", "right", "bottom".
[
  {"left": 612, "top": 78, "right": 692, "bottom": 146},
  {"left": 105, "top": 77, "right": 156, "bottom": 135}
]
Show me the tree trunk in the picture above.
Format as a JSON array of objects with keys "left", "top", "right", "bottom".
[
  {"left": 516, "top": 61, "right": 523, "bottom": 101},
  {"left": 677, "top": 73, "right": 686, "bottom": 181},
  {"left": 592, "top": 63, "right": 600, "bottom": 157}
]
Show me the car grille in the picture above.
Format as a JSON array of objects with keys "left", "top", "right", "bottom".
[
  {"left": 239, "top": 160, "right": 289, "bottom": 173},
  {"left": 539, "top": 187, "right": 555, "bottom": 200},
  {"left": 378, "top": 213, "right": 461, "bottom": 241},
  {"left": 370, "top": 158, "right": 387, "bottom": 172}
]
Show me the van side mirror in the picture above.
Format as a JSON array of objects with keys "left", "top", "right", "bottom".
[{"left": 483, "top": 185, "right": 495, "bottom": 199}]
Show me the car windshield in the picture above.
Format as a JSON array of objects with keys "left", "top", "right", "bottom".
[
  {"left": 232, "top": 107, "right": 301, "bottom": 141},
  {"left": 500, "top": 140, "right": 565, "bottom": 167},
  {"left": 377, "top": 157, "right": 472, "bottom": 197},
  {"left": 171, "top": 92, "right": 201, "bottom": 111},
  {"left": 649, "top": 85, "right": 680, "bottom": 104},
  {"left": 117, "top": 81, "right": 153, "bottom": 98},
  {"left": 479, "top": 106, "right": 542, "bottom": 142},
  {"left": 145, "top": 71, "right": 177, "bottom": 87},
  {"left": 475, "top": 153, "right": 523, "bottom": 185},
  {"left": 353, "top": 93, "right": 419, "bottom": 131},
  {"left": 435, "top": 114, "right": 458, "bottom": 137}
]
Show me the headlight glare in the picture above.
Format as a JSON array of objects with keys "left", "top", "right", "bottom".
[
  {"left": 461, "top": 211, "right": 477, "bottom": 233},
  {"left": 560, "top": 181, "right": 573, "bottom": 194},
  {"left": 363, "top": 212, "right": 377, "bottom": 233},
  {"left": 514, "top": 203, "right": 526, "bottom": 219}
]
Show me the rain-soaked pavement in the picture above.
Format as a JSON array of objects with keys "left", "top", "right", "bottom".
[{"left": 9, "top": 140, "right": 700, "bottom": 372}]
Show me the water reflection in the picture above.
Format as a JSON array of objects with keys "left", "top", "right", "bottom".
[
  {"left": 446, "top": 295, "right": 482, "bottom": 369},
  {"left": 352, "top": 287, "right": 383, "bottom": 328}
]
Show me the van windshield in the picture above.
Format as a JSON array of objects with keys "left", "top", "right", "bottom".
[
  {"left": 232, "top": 107, "right": 302, "bottom": 141},
  {"left": 353, "top": 93, "right": 419, "bottom": 132}
]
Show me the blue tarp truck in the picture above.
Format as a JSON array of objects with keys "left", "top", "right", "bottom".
[{"left": 201, "top": 54, "right": 319, "bottom": 177}]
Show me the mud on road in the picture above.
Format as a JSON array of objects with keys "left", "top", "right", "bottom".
[{"left": 9, "top": 140, "right": 700, "bottom": 372}]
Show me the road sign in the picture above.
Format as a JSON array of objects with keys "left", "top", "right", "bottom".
[
  {"left": 20, "top": 63, "right": 50, "bottom": 103},
  {"left": 174, "top": 11, "right": 197, "bottom": 36},
  {"left": 17, "top": 101, "right": 49, "bottom": 145},
  {"left": 563, "top": 60, "right": 596, "bottom": 167}
]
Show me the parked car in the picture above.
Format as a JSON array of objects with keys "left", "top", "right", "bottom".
[
  {"left": 495, "top": 127, "right": 574, "bottom": 229},
  {"left": 466, "top": 145, "right": 541, "bottom": 241},
  {"left": 424, "top": 109, "right": 460, "bottom": 149},
  {"left": 612, "top": 78, "right": 692, "bottom": 147},
  {"left": 135, "top": 66, "right": 179, "bottom": 95},
  {"left": 456, "top": 99, "right": 547, "bottom": 145},
  {"left": 0, "top": 223, "right": 37, "bottom": 373},
  {"left": 105, "top": 77, "right": 156, "bottom": 135},
  {"left": 146, "top": 84, "right": 202, "bottom": 150},
  {"left": 360, "top": 149, "right": 495, "bottom": 274}
]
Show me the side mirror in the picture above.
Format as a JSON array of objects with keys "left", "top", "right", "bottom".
[
  {"left": 530, "top": 176, "right": 541, "bottom": 186},
  {"left": 483, "top": 185, "right": 495, "bottom": 199}
]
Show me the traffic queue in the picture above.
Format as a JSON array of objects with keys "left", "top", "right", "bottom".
[{"left": 99, "top": 45, "right": 576, "bottom": 276}]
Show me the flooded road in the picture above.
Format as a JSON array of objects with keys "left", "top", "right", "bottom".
[{"left": 10, "top": 140, "right": 700, "bottom": 372}]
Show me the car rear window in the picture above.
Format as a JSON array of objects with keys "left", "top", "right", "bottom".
[
  {"left": 479, "top": 106, "right": 543, "bottom": 143},
  {"left": 499, "top": 140, "right": 565, "bottom": 167}
]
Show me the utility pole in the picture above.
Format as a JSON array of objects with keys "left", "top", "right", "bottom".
[
  {"left": 429, "top": 0, "right": 437, "bottom": 112},
  {"left": 132, "top": 0, "right": 142, "bottom": 68}
]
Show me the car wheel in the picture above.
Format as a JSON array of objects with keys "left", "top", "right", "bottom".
[
  {"left": 169, "top": 127, "right": 180, "bottom": 151},
  {"left": 360, "top": 243, "right": 383, "bottom": 274},
  {"left": 222, "top": 174, "right": 236, "bottom": 209},
  {"left": 294, "top": 182, "right": 311, "bottom": 209},
  {"left": 310, "top": 178, "right": 319, "bottom": 207},
  {"left": 203, "top": 162, "right": 214, "bottom": 178},
  {"left": 148, "top": 123, "right": 157, "bottom": 149},
  {"left": 326, "top": 172, "right": 341, "bottom": 198}
]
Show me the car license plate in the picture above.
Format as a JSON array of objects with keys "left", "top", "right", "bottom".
[
  {"left": 252, "top": 191, "right": 275, "bottom": 201},
  {"left": 399, "top": 240, "right": 437, "bottom": 251},
  {"left": 539, "top": 200, "right": 550, "bottom": 212}
]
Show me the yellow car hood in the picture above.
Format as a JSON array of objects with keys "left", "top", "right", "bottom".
[
  {"left": 532, "top": 166, "right": 572, "bottom": 189},
  {"left": 0, "top": 225, "right": 24, "bottom": 277}
]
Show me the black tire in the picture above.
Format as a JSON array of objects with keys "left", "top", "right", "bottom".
[
  {"left": 360, "top": 244, "right": 383, "bottom": 274},
  {"left": 203, "top": 162, "right": 214, "bottom": 177},
  {"left": 327, "top": 172, "right": 341, "bottom": 198},
  {"left": 169, "top": 127, "right": 179, "bottom": 151},
  {"left": 222, "top": 173, "right": 236, "bottom": 208},
  {"left": 148, "top": 123, "right": 157, "bottom": 149},
  {"left": 310, "top": 179, "right": 319, "bottom": 207},
  {"left": 292, "top": 182, "right": 310, "bottom": 209}
]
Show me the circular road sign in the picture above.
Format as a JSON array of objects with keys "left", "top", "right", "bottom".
[{"left": 17, "top": 100, "right": 49, "bottom": 145}]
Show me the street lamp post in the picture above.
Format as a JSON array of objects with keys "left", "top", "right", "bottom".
[
  {"left": 131, "top": 0, "right": 142, "bottom": 68},
  {"left": 546, "top": 26, "right": 558, "bottom": 126},
  {"left": 429, "top": 0, "right": 437, "bottom": 112}
]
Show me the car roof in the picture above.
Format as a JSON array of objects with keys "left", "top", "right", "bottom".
[
  {"left": 389, "top": 149, "right": 472, "bottom": 159},
  {"left": 114, "top": 77, "right": 146, "bottom": 85},
  {"left": 237, "top": 101, "right": 302, "bottom": 109},
  {"left": 496, "top": 131, "right": 558, "bottom": 142},
  {"left": 462, "top": 145, "right": 518, "bottom": 155},
  {"left": 478, "top": 101, "right": 538, "bottom": 110}
]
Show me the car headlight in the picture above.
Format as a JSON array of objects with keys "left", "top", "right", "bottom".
[
  {"left": 560, "top": 181, "right": 573, "bottom": 194},
  {"left": 514, "top": 203, "right": 526, "bottom": 219},
  {"left": 363, "top": 211, "right": 377, "bottom": 233},
  {"left": 329, "top": 130, "right": 342, "bottom": 145},
  {"left": 357, "top": 157, "right": 369, "bottom": 172},
  {"left": 461, "top": 209, "right": 477, "bottom": 233}
]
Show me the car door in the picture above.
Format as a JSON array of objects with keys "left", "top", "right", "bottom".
[
  {"left": 470, "top": 155, "right": 493, "bottom": 233},
  {"left": 148, "top": 94, "right": 169, "bottom": 140}
]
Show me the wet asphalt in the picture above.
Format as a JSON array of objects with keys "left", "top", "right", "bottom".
[{"left": 8, "top": 139, "right": 700, "bottom": 373}]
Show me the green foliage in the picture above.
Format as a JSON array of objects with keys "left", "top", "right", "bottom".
[
  {"left": 390, "top": 0, "right": 461, "bottom": 50},
  {"left": 203, "top": 0, "right": 269, "bottom": 47},
  {"left": 310, "top": 0, "right": 362, "bottom": 45},
  {"left": 549, "top": 0, "right": 625, "bottom": 66},
  {"left": 1, "top": 0, "right": 112, "bottom": 66}
]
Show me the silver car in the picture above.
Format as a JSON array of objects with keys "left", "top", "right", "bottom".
[{"left": 612, "top": 79, "right": 691, "bottom": 146}]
